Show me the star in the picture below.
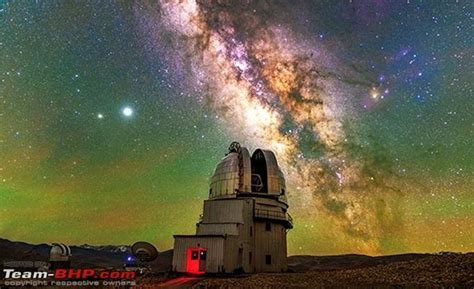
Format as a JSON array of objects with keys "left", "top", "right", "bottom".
[
  {"left": 370, "top": 87, "right": 380, "bottom": 99},
  {"left": 97, "top": 113, "right": 104, "bottom": 119},
  {"left": 122, "top": 106, "right": 133, "bottom": 117}
]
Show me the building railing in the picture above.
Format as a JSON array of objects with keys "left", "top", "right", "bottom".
[
  {"left": 198, "top": 210, "right": 294, "bottom": 227},
  {"left": 254, "top": 208, "right": 293, "bottom": 227}
]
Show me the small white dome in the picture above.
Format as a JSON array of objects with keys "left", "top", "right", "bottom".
[{"left": 49, "top": 243, "right": 71, "bottom": 262}]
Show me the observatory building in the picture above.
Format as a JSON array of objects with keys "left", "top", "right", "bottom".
[
  {"left": 49, "top": 243, "right": 72, "bottom": 270},
  {"left": 172, "top": 142, "right": 293, "bottom": 274}
]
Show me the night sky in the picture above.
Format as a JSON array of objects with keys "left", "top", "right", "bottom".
[{"left": 0, "top": 1, "right": 472, "bottom": 255}]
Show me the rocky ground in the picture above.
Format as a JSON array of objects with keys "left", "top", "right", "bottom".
[
  {"left": 191, "top": 253, "right": 474, "bottom": 288},
  {"left": 1, "top": 239, "right": 472, "bottom": 288}
]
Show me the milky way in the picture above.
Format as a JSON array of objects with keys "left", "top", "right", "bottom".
[{"left": 136, "top": 1, "right": 409, "bottom": 253}]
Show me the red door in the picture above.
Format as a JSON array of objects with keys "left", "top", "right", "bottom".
[{"left": 186, "top": 247, "right": 207, "bottom": 274}]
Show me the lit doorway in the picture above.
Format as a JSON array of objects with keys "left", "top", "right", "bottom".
[{"left": 186, "top": 247, "right": 207, "bottom": 274}]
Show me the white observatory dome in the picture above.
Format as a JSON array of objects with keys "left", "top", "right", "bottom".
[
  {"left": 209, "top": 142, "right": 287, "bottom": 202},
  {"left": 49, "top": 243, "right": 71, "bottom": 262}
]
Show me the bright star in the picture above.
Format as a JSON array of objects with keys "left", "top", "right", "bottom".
[
  {"left": 370, "top": 88, "right": 379, "bottom": 99},
  {"left": 122, "top": 106, "right": 133, "bottom": 117},
  {"left": 97, "top": 113, "right": 104, "bottom": 119}
]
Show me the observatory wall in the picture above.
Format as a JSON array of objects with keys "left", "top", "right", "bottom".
[
  {"left": 197, "top": 223, "right": 239, "bottom": 235},
  {"left": 201, "top": 199, "right": 244, "bottom": 223},
  {"left": 254, "top": 221, "right": 287, "bottom": 272}
]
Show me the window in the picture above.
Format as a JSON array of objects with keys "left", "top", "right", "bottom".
[
  {"left": 209, "top": 188, "right": 212, "bottom": 195},
  {"left": 249, "top": 252, "right": 252, "bottom": 264},
  {"left": 200, "top": 250, "right": 207, "bottom": 260},
  {"left": 250, "top": 226, "right": 253, "bottom": 237},
  {"left": 281, "top": 189, "right": 285, "bottom": 195},
  {"left": 265, "top": 255, "right": 271, "bottom": 265},
  {"left": 191, "top": 251, "right": 198, "bottom": 260},
  {"left": 265, "top": 222, "right": 271, "bottom": 232}
]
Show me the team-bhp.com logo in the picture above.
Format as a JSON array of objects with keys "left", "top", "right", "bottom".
[{"left": 2, "top": 268, "right": 136, "bottom": 287}]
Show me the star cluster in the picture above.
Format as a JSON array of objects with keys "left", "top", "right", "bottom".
[{"left": 0, "top": 0, "right": 472, "bottom": 254}]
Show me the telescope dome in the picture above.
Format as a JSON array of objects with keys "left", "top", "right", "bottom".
[
  {"left": 49, "top": 243, "right": 71, "bottom": 262},
  {"left": 209, "top": 142, "right": 287, "bottom": 202}
]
